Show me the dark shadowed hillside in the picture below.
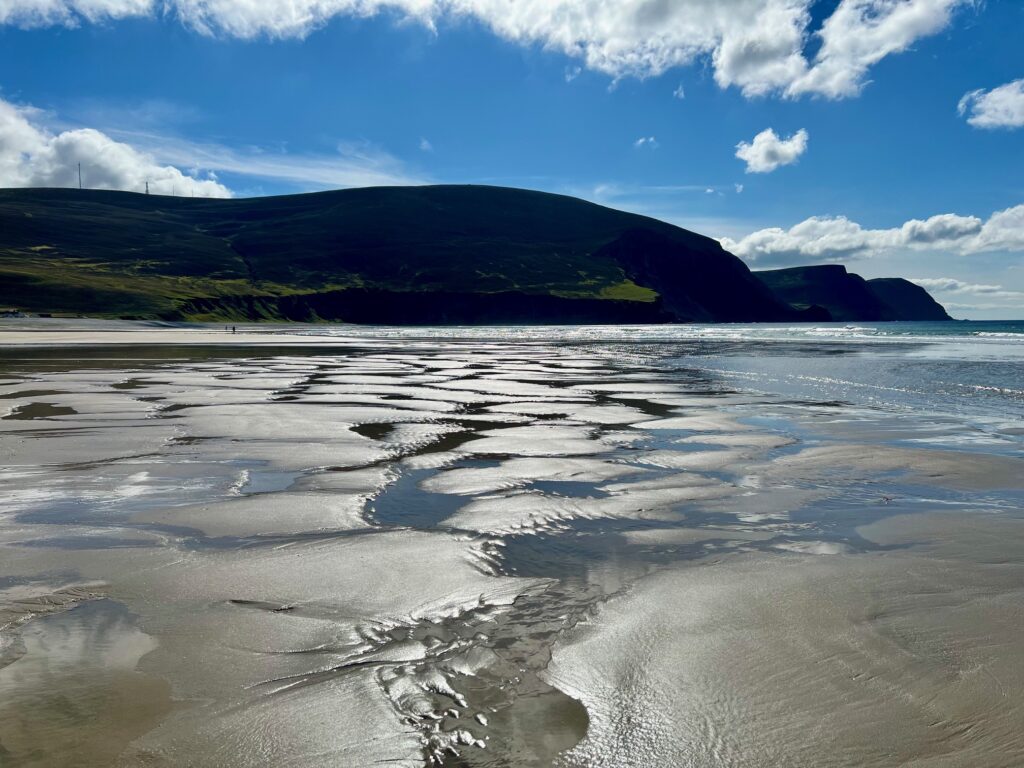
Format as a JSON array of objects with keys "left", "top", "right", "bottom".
[
  {"left": 756, "top": 265, "right": 951, "bottom": 322},
  {"left": 866, "top": 278, "right": 952, "bottom": 321},
  {"left": 1, "top": 185, "right": 820, "bottom": 323}
]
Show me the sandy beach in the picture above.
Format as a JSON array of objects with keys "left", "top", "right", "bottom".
[
  {"left": 0, "top": 319, "right": 350, "bottom": 347},
  {"left": 0, "top": 322, "right": 1021, "bottom": 767}
]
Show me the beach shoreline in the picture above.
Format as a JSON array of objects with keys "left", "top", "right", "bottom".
[{"left": 0, "top": 323, "right": 1021, "bottom": 767}]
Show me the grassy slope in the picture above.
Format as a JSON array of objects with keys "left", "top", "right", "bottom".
[
  {"left": 1, "top": 185, "right": 783, "bottom": 322},
  {"left": 1, "top": 186, "right": 665, "bottom": 319}
]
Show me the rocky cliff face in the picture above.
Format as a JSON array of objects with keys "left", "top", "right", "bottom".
[
  {"left": 756, "top": 265, "right": 951, "bottom": 322},
  {"left": 866, "top": 278, "right": 952, "bottom": 321}
]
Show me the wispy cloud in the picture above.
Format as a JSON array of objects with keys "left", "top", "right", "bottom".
[
  {"left": 567, "top": 182, "right": 756, "bottom": 239},
  {"left": 909, "top": 278, "right": 1024, "bottom": 300},
  {"left": 68, "top": 98, "right": 206, "bottom": 130},
  {"left": 633, "top": 136, "right": 658, "bottom": 149},
  {"left": 943, "top": 301, "right": 1021, "bottom": 312},
  {"left": 587, "top": 182, "right": 730, "bottom": 200},
  {"left": 111, "top": 129, "right": 427, "bottom": 190}
]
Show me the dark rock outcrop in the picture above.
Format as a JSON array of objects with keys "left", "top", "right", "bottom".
[
  {"left": 756, "top": 265, "right": 951, "bottom": 322},
  {"left": 866, "top": 278, "right": 952, "bottom": 321}
]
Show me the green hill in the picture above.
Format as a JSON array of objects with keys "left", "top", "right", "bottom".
[{"left": 0, "top": 185, "right": 820, "bottom": 324}]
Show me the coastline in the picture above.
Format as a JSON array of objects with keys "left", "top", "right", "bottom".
[{"left": 0, "top": 320, "right": 342, "bottom": 347}]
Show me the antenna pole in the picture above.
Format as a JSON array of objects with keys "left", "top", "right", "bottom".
[
  {"left": 145, "top": 181, "right": 149, "bottom": 195},
  {"left": 78, "top": 163, "right": 82, "bottom": 190}
]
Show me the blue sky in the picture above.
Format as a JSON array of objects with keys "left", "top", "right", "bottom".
[{"left": 1, "top": 0, "right": 1022, "bottom": 318}]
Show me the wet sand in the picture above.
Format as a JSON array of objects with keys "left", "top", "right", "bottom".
[{"left": 0, "top": 323, "right": 1022, "bottom": 767}]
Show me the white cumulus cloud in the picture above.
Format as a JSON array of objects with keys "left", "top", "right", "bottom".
[
  {"left": 0, "top": 0, "right": 972, "bottom": 100},
  {"left": 721, "top": 206, "right": 1024, "bottom": 265},
  {"left": 958, "top": 79, "right": 1024, "bottom": 129},
  {"left": 0, "top": 97, "right": 230, "bottom": 196},
  {"left": 735, "top": 127, "right": 808, "bottom": 173}
]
